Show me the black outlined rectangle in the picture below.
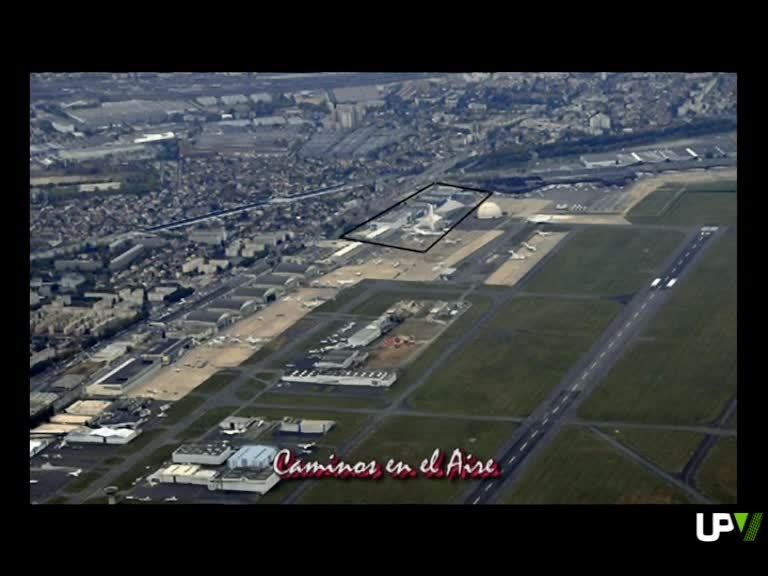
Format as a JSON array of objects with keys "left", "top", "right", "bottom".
[{"left": 340, "top": 181, "right": 494, "bottom": 254}]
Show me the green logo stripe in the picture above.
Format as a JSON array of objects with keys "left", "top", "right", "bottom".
[
  {"left": 734, "top": 512, "right": 748, "bottom": 532},
  {"left": 744, "top": 513, "right": 763, "bottom": 542}
]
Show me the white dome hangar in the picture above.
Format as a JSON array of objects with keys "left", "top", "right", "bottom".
[{"left": 476, "top": 201, "right": 503, "bottom": 219}]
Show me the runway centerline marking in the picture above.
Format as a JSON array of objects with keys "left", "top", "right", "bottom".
[
  {"left": 531, "top": 430, "right": 539, "bottom": 438},
  {"left": 521, "top": 441, "right": 529, "bottom": 450},
  {"left": 600, "top": 351, "right": 606, "bottom": 358},
  {"left": 543, "top": 417, "right": 549, "bottom": 425},
  {"left": 553, "top": 406, "right": 560, "bottom": 414},
  {"left": 484, "top": 484, "right": 493, "bottom": 493},
  {"left": 590, "top": 362, "right": 597, "bottom": 369},
  {"left": 608, "top": 340, "right": 615, "bottom": 348},
  {"left": 633, "top": 312, "right": 639, "bottom": 319},
  {"left": 508, "top": 456, "right": 516, "bottom": 464},
  {"left": 473, "top": 497, "right": 481, "bottom": 504}
]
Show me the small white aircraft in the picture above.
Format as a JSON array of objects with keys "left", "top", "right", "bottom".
[
  {"left": 297, "top": 442, "right": 317, "bottom": 451},
  {"left": 67, "top": 469, "right": 83, "bottom": 478},
  {"left": 164, "top": 496, "right": 178, "bottom": 502}
]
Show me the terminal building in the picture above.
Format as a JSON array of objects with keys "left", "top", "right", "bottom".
[{"left": 281, "top": 368, "right": 397, "bottom": 388}]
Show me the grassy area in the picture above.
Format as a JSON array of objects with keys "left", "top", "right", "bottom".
[
  {"left": 626, "top": 184, "right": 683, "bottom": 219},
  {"left": 500, "top": 429, "right": 691, "bottom": 504},
  {"left": 253, "top": 393, "right": 388, "bottom": 410},
  {"left": 234, "top": 377, "right": 267, "bottom": 401},
  {"left": 628, "top": 181, "right": 737, "bottom": 226},
  {"left": 62, "top": 466, "right": 110, "bottom": 494},
  {"left": 193, "top": 370, "right": 240, "bottom": 396},
  {"left": 235, "top": 406, "right": 371, "bottom": 446},
  {"left": 350, "top": 290, "right": 461, "bottom": 317},
  {"left": 696, "top": 437, "right": 736, "bottom": 503},
  {"left": 580, "top": 232, "right": 736, "bottom": 425},
  {"left": 113, "top": 443, "right": 180, "bottom": 491},
  {"left": 408, "top": 298, "right": 620, "bottom": 416},
  {"left": 396, "top": 294, "right": 493, "bottom": 390},
  {"left": 162, "top": 394, "right": 206, "bottom": 426},
  {"left": 299, "top": 416, "right": 518, "bottom": 504},
  {"left": 603, "top": 428, "right": 704, "bottom": 474},
  {"left": 175, "top": 406, "right": 240, "bottom": 441},
  {"left": 523, "top": 227, "right": 685, "bottom": 296}
]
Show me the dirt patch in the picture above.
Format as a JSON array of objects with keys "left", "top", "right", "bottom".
[{"left": 365, "top": 319, "right": 444, "bottom": 369}]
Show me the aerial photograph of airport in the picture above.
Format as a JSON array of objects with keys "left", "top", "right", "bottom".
[{"left": 29, "top": 72, "right": 736, "bottom": 505}]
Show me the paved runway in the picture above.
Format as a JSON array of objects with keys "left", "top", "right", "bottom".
[{"left": 463, "top": 226, "right": 723, "bottom": 504}]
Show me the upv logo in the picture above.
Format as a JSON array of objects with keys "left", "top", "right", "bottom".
[{"left": 696, "top": 513, "right": 763, "bottom": 542}]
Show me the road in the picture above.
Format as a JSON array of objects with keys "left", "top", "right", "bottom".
[
  {"left": 462, "top": 225, "right": 724, "bottom": 505},
  {"left": 681, "top": 396, "right": 737, "bottom": 486}
]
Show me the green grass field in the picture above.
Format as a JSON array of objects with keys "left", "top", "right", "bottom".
[
  {"left": 253, "top": 393, "right": 388, "bottom": 410},
  {"left": 627, "top": 184, "right": 685, "bottom": 219},
  {"left": 395, "top": 294, "right": 493, "bottom": 390},
  {"left": 193, "top": 370, "right": 240, "bottom": 395},
  {"left": 500, "top": 429, "right": 691, "bottom": 504},
  {"left": 235, "top": 406, "right": 371, "bottom": 446},
  {"left": 603, "top": 428, "right": 704, "bottom": 474},
  {"left": 175, "top": 406, "right": 240, "bottom": 441},
  {"left": 162, "top": 394, "right": 206, "bottom": 426},
  {"left": 696, "top": 438, "right": 736, "bottom": 503},
  {"left": 299, "top": 416, "right": 518, "bottom": 504},
  {"left": 407, "top": 298, "right": 621, "bottom": 416},
  {"left": 234, "top": 377, "right": 266, "bottom": 401},
  {"left": 580, "top": 232, "right": 736, "bottom": 425},
  {"left": 628, "top": 180, "right": 737, "bottom": 227},
  {"left": 523, "top": 227, "right": 685, "bottom": 296}
]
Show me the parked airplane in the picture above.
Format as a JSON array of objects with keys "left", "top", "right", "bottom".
[
  {"left": 67, "top": 469, "right": 83, "bottom": 478},
  {"left": 164, "top": 496, "right": 178, "bottom": 502},
  {"left": 509, "top": 250, "right": 526, "bottom": 260},
  {"left": 536, "top": 230, "right": 552, "bottom": 237},
  {"left": 522, "top": 242, "right": 537, "bottom": 252},
  {"left": 298, "top": 442, "right": 317, "bottom": 451}
]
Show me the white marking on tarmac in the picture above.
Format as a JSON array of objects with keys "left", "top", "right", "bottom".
[
  {"left": 608, "top": 340, "right": 615, "bottom": 348},
  {"left": 617, "top": 330, "right": 623, "bottom": 337},
  {"left": 590, "top": 362, "right": 597, "bottom": 369},
  {"left": 553, "top": 406, "right": 560, "bottom": 414},
  {"left": 685, "top": 252, "right": 690, "bottom": 257},
  {"left": 633, "top": 312, "right": 639, "bottom": 319},
  {"left": 543, "top": 417, "right": 549, "bottom": 425},
  {"left": 473, "top": 497, "right": 481, "bottom": 504},
  {"left": 508, "top": 456, "right": 516, "bottom": 464},
  {"left": 484, "top": 484, "right": 493, "bottom": 493},
  {"left": 531, "top": 430, "right": 539, "bottom": 438},
  {"left": 641, "top": 302, "right": 647, "bottom": 309},
  {"left": 581, "top": 373, "right": 588, "bottom": 380},
  {"left": 600, "top": 351, "right": 606, "bottom": 359},
  {"left": 521, "top": 442, "right": 529, "bottom": 450},
  {"left": 649, "top": 293, "right": 655, "bottom": 300},
  {"left": 672, "top": 268, "right": 677, "bottom": 274}
]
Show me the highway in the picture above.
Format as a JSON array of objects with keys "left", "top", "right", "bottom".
[{"left": 462, "top": 225, "right": 724, "bottom": 505}]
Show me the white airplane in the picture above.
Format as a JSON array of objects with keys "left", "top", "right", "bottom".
[
  {"left": 536, "top": 230, "right": 552, "bottom": 237},
  {"left": 297, "top": 442, "right": 316, "bottom": 451},
  {"left": 30, "top": 479, "right": 38, "bottom": 484},
  {"left": 255, "top": 419, "right": 265, "bottom": 428},
  {"left": 139, "top": 496, "right": 152, "bottom": 502},
  {"left": 164, "top": 496, "right": 178, "bottom": 502},
  {"left": 522, "top": 242, "right": 537, "bottom": 252},
  {"left": 509, "top": 250, "right": 526, "bottom": 260},
  {"left": 67, "top": 469, "right": 83, "bottom": 478},
  {"left": 337, "top": 280, "right": 355, "bottom": 285}
]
